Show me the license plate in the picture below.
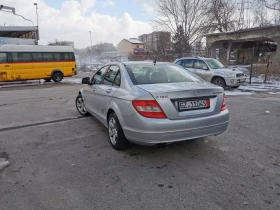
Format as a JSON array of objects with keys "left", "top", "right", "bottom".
[
  {"left": 238, "top": 78, "right": 246, "bottom": 82},
  {"left": 178, "top": 99, "right": 210, "bottom": 111}
]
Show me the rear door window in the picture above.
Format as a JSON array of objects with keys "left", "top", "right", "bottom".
[
  {"left": 113, "top": 71, "right": 121, "bottom": 86},
  {"left": 0, "top": 53, "right": 7, "bottom": 63},
  {"left": 181, "top": 59, "right": 194, "bottom": 68},
  {"left": 194, "top": 60, "right": 208, "bottom": 70}
]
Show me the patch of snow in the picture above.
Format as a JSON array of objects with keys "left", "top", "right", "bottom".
[
  {"left": 265, "top": 111, "right": 270, "bottom": 114},
  {"left": 62, "top": 78, "right": 82, "bottom": 84},
  {"left": 268, "top": 92, "right": 280, "bottom": 95},
  {"left": 0, "top": 158, "right": 10, "bottom": 172},
  {"left": 225, "top": 90, "right": 254, "bottom": 96},
  {"left": 238, "top": 84, "right": 280, "bottom": 92}
]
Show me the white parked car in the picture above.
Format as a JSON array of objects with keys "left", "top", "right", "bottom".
[{"left": 175, "top": 57, "right": 247, "bottom": 88}]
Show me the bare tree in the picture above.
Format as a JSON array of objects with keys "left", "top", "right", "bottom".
[
  {"left": 48, "top": 39, "right": 69, "bottom": 46},
  {"left": 206, "top": 0, "right": 238, "bottom": 32},
  {"left": 252, "top": 0, "right": 280, "bottom": 26},
  {"left": 262, "top": 0, "right": 280, "bottom": 11},
  {"left": 154, "top": 0, "right": 210, "bottom": 45}
]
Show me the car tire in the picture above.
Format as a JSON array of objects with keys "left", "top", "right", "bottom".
[
  {"left": 44, "top": 78, "right": 52, "bottom": 82},
  {"left": 75, "top": 95, "right": 90, "bottom": 116},
  {"left": 108, "top": 112, "right": 129, "bottom": 150},
  {"left": 212, "top": 77, "right": 226, "bottom": 89},
  {"left": 52, "top": 72, "right": 63, "bottom": 82}
]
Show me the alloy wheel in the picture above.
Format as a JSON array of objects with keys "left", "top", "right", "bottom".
[
  {"left": 76, "top": 97, "right": 87, "bottom": 115},
  {"left": 109, "top": 117, "right": 118, "bottom": 145}
]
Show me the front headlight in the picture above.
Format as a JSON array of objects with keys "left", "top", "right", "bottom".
[{"left": 227, "top": 73, "right": 236, "bottom": 77}]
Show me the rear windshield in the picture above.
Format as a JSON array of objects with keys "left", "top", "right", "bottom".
[{"left": 125, "top": 63, "right": 202, "bottom": 85}]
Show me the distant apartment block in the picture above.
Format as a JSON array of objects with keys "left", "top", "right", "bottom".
[
  {"left": 117, "top": 38, "right": 144, "bottom": 56},
  {"left": 138, "top": 31, "right": 171, "bottom": 52}
]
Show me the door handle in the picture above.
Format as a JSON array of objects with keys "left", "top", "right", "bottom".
[
  {"left": 5, "top": 65, "right": 10, "bottom": 67},
  {"left": 106, "top": 88, "right": 112, "bottom": 93}
]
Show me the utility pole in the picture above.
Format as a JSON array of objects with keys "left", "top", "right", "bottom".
[
  {"left": 89, "top": 31, "right": 93, "bottom": 57},
  {"left": 34, "top": 3, "right": 39, "bottom": 42}
]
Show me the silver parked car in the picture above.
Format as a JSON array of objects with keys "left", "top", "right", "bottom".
[
  {"left": 75, "top": 62, "right": 229, "bottom": 150},
  {"left": 175, "top": 57, "right": 247, "bottom": 88}
]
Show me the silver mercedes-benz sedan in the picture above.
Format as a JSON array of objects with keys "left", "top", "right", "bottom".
[{"left": 75, "top": 62, "right": 229, "bottom": 150}]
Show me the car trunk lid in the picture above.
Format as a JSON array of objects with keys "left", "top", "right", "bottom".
[{"left": 136, "top": 82, "right": 224, "bottom": 120}]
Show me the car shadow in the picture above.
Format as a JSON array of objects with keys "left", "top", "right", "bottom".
[{"left": 88, "top": 115, "right": 218, "bottom": 161}]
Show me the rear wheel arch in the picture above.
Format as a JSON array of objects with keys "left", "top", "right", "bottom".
[
  {"left": 106, "top": 104, "right": 125, "bottom": 128},
  {"left": 107, "top": 109, "right": 115, "bottom": 123},
  {"left": 51, "top": 69, "right": 64, "bottom": 77},
  {"left": 52, "top": 70, "right": 64, "bottom": 82}
]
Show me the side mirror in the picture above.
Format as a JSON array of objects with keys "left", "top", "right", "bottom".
[
  {"left": 82, "top": 77, "right": 90, "bottom": 84},
  {"left": 202, "top": 66, "right": 208, "bottom": 70}
]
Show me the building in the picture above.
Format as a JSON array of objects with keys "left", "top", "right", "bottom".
[
  {"left": 138, "top": 31, "right": 171, "bottom": 52},
  {"left": 48, "top": 41, "right": 74, "bottom": 48},
  {"left": 0, "top": 26, "right": 39, "bottom": 45},
  {"left": 101, "top": 51, "right": 118, "bottom": 58},
  {"left": 92, "top": 43, "right": 116, "bottom": 52},
  {"left": 204, "top": 25, "right": 280, "bottom": 64},
  {"left": 117, "top": 38, "right": 144, "bottom": 56}
]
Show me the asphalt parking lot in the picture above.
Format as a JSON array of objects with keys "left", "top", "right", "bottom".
[{"left": 0, "top": 83, "right": 280, "bottom": 210}]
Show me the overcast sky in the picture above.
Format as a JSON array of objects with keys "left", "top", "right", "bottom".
[{"left": 0, "top": 0, "right": 157, "bottom": 48}]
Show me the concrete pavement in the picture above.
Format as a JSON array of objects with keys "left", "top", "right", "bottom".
[{"left": 0, "top": 84, "right": 280, "bottom": 210}]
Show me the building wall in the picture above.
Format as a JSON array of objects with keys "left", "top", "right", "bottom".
[
  {"left": 139, "top": 31, "right": 171, "bottom": 52},
  {"left": 117, "top": 40, "right": 144, "bottom": 56}
]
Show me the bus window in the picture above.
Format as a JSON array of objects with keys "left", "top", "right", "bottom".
[
  {"left": 69, "top": 52, "right": 75, "bottom": 61},
  {"left": 12, "top": 52, "right": 32, "bottom": 62},
  {"left": 43, "top": 53, "right": 53, "bottom": 61},
  {"left": 32, "top": 53, "right": 43, "bottom": 62},
  {"left": 64, "top": 52, "right": 70, "bottom": 60},
  {"left": 0, "top": 53, "right": 7, "bottom": 63},
  {"left": 53, "top": 53, "right": 61, "bottom": 61}
]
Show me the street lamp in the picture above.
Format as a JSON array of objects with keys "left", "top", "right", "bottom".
[
  {"left": 33, "top": 3, "right": 39, "bottom": 39},
  {"left": 89, "top": 31, "right": 93, "bottom": 57}
]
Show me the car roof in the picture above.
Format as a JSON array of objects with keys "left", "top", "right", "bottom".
[
  {"left": 122, "top": 61, "right": 171, "bottom": 65},
  {"left": 177, "top": 57, "right": 214, "bottom": 60}
]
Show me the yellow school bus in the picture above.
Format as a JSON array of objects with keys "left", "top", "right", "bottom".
[{"left": 0, "top": 44, "right": 77, "bottom": 82}]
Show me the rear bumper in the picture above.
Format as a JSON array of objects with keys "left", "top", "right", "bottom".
[
  {"left": 225, "top": 77, "right": 247, "bottom": 87},
  {"left": 122, "top": 109, "right": 229, "bottom": 145}
]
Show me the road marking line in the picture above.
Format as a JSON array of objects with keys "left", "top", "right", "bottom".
[{"left": 0, "top": 116, "right": 88, "bottom": 132}]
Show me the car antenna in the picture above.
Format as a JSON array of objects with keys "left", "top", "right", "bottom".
[{"left": 153, "top": 58, "right": 157, "bottom": 65}]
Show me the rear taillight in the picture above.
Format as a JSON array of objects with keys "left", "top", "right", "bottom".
[
  {"left": 132, "top": 100, "right": 167, "bottom": 119},
  {"left": 221, "top": 94, "right": 227, "bottom": 111}
]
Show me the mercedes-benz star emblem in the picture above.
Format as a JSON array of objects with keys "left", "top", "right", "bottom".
[{"left": 194, "top": 91, "right": 199, "bottom": 96}]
